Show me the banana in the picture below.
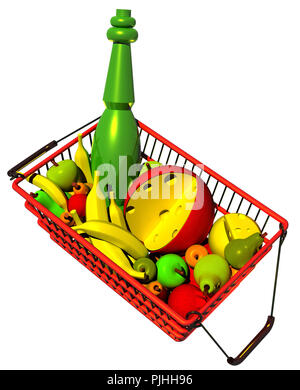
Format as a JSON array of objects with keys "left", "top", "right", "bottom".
[
  {"left": 72, "top": 220, "right": 148, "bottom": 259},
  {"left": 90, "top": 238, "right": 145, "bottom": 280},
  {"left": 27, "top": 173, "right": 68, "bottom": 211},
  {"left": 85, "top": 171, "right": 108, "bottom": 221},
  {"left": 108, "top": 191, "right": 127, "bottom": 230},
  {"left": 70, "top": 209, "right": 83, "bottom": 226},
  {"left": 75, "top": 133, "right": 93, "bottom": 183},
  {"left": 79, "top": 178, "right": 145, "bottom": 279},
  {"left": 69, "top": 209, "right": 92, "bottom": 244},
  {"left": 70, "top": 207, "right": 144, "bottom": 278}
]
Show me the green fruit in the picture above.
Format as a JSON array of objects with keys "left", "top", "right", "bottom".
[
  {"left": 193, "top": 254, "right": 231, "bottom": 294},
  {"left": 46, "top": 160, "right": 82, "bottom": 192},
  {"left": 133, "top": 257, "right": 157, "bottom": 283},
  {"left": 32, "top": 190, "right": 64, "bottom": 218},
  {"left": 139, "top": 161, "right": 162, "bottom": 176},
  {"left": 224, "top": 233, "right": 264, "bottom": 269},
  {"left": 156, "top": 254, "right": 188, "bottom": 289}
]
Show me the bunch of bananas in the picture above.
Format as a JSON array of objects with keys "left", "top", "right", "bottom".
[
  {"left": 73, "top": 173, "right": 148, "bottom": 280},
  {"left": 27, "top": 133, "right": 148, "bottom": 281}
]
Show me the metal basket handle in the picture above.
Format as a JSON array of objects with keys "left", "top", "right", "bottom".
[
  {"left": 227, "top": 315, "right": 275, "bottom": 365},
  {"left": 7, "top": 140, "right": 58, "bottom": 180},
  {"left": 187, "top": 227, "right": 287, "bottom": 366},
  {"left": 7, "top": 116, "right": 101, "bottom": 180}
]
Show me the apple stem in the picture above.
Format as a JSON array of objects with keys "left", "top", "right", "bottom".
[
  {"left": 174, "top": 268, "right": 186, "bottom": 277},
  {"left": 153, "top": 285, "right": 161, "bottom": 292},
  {"left": 51, "top": 159, "right": 59, "bottom": 167}
]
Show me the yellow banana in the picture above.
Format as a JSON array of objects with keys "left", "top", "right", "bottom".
[
  {"left": 69, "top": 209, "right": 92, "bottom": 244},
  {"left": 90, "top": 238, "right": 145, "bottom": 280},
  {"left": 108, "top": 191, "right": 127, "bottom": 230},
  {"left": 69, "top": 209, "right": 83, "bottom": 226},
  {"left": 74, "top": 133, "right": 93, "bottom": 183},
  {"left": 79, "top": 178, "right": 145, "bottom": 279},
  {"left": 85, "top": 171, "right": 108, "bottom": 221},
  {"left": 72, "top": 220, "right": 148, "bottom": 259},
  {"left": 71, "top": 208, "right": 144, "bottom": 279},
  {"left": 27, "top": 173, "right": 68, "bottom": 211}
]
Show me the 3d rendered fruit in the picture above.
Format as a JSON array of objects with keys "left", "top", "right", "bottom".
[
  {"left": 185, "top": 244, "right": 208, "bottom": 268},
  {"left": 72, "top": 220, "right": 148, "bottom": 259},
  {"left": 208, "top": 213, "right": 261, "bottom": 258},
  {"left": 193, "top": 254, "right": 231, "bottom": 294},
  {"left": 133, "top": 257, "right": 157, "bottom": 283},
  {"left": 30, "top": 190, "right": 65, "bottom": 218},
  {"left": 72, "top": 182, "right": 91, "bottom": 195},
  {"left": 75, "top": 133, "right": 93, "bottom": 184},
  {"left": 60, "top": 211, "right": 75, "bottom": 227},
  {"left": 139, "top": 161, "right": 162, "bottom": 176},
  {"left": 90, "top": 9, "right": 141, "bottom": 206},
  {"left": 224, "top": 232, "right": 264, "bottom": 269},
  {"left": 27, "top": 173, "right": 68, "bottom": 211},
  {"left": 168, "top": 283, "right": 207, "bottom": 318},
  {"left": 145, "top": 280, "right": 163, "bottom": 295},
  {"left": 156, "top": 254, "right": 189, "bottom": 288},
  {"left": 93, "top": 238, "right": 146, "bottom": 280},
  {"left": 46, "top": 160, "right": 83, "bottom": 192},
  {"left": 69, "top": 209, "right": 83, "bottom": 226},
  {"left": 67, "top": 194, "right": 87, "bottom": 218},
  {"left": 86, "top": 171, "right": 109, "bottom": 222},
  {"left": 124, "top": 165, "right": 215, "bottom": 253},
  {"left": 109, "top": 191, "right": 127, "bottom": 230}
]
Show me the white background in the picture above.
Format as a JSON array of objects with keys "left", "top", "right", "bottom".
[{"left": 1, "top": 0, "right": 299, "bottom": 370}]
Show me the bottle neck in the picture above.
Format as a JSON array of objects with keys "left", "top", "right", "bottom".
[{"left": 103, "top": 9, "right": 137, "bottom": 109}]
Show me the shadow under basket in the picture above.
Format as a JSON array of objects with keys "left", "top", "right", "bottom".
[{"left": 8, "top": 117, "right": 288, "bottom": 365}]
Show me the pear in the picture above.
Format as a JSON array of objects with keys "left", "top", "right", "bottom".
[
  {"left": 193, "top": 254, "right": 231, "bottom": 295},
  {"left": 224, "top": 233, "right": 264, "bottom": 270}
]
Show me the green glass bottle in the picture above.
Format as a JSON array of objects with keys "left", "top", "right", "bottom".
[{"left": 91, "top": 9, "right": 141, "bottom": 206}]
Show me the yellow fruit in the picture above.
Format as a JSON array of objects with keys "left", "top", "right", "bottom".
[
  {"left": 208, "top": 213, "right": 261, "bottom": 258},
  {"left": 91, "top": 238, "right": 145, "bottom": 280},
  {"left": 109, "top": 191, "right": 127, "bottom": 229},
  {"left": 74, "top": 133, "right": 93, "bottom": 183},
  {"left": 85, "top": 171, "right": 108, "bottom": 221},
  {"left": 27, "top": 173, "right": 68, "bottom": 211},
  {"left": 70, "top": 209, "right": 92, "bottom": 243},
  {"left": 72, "top": 220, "right": 148, "bottom": 259}
]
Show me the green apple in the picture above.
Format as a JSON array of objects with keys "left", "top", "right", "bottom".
[
  {"left": 47, "top": 160, "right": 83, "bottom": 192},
  {"left": 193, "top": 254, "right": 231, "bottom": 295},
  {"left": 133, "top": 257, "right": 157, "bottom": 283},
  {"left": 156, "top": 254, "right": 188, "bottom": 288}
]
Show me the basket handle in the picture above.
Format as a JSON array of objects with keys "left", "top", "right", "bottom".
[
  {"left": 227, "top": 315, "right": 275, "bottom": 365},
  {"left": 7, "top": 140, "right": 57, "bottom": 180}
]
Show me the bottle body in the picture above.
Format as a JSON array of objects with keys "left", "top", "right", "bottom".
[{"left": 91, "top": 108, "right": 140, "bottom": 206}]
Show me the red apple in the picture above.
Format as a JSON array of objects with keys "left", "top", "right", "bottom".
[
  {"left": 67, "top": 194, "right": 87, "bottom": 218},
  {"left": 124, "top": 165, "right": 215, "bottom": 253},
  {"left": 167, "top": 283, "right": 208, "bottom": 318}
]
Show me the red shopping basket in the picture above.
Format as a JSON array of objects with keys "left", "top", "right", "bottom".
[{"left": 7, "top": 117, "right": 288, "bottom": 365}]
